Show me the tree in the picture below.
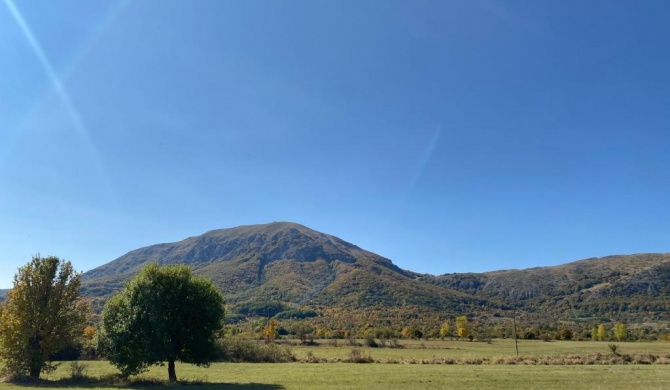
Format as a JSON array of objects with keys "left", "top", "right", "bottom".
[
  {"left": 0, "top": 256, "right": 88, "bottom": 379},
  {"left": 613, "top": 323, "right": 627, "bottom": 341},
  {"left": 439, "top": 321, "right": 451, "bottom": 340},
  {"left": 456, "top": 316, "right": 470, "bottom": 340},
  {"left": 597, "top": 324, "right": 607, "bottom": 341},
  {"left": 98, "top": 264, "right": 224, "bottom": 382},
  {"left": 263, "top": 319, "right": 278, "bottom": 343},
  {"left": 557, "top": 326, "right": 573, "bottom": 341}
]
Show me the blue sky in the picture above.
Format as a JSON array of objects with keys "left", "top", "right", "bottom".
[{"left": 1, "top": 0, "right": 669, "bottom": 288}]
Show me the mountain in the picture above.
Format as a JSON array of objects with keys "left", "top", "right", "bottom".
[
  {"left": 81, "top": 222, "right": 490, "bottom": 315},
  {"left": 80, "top": 222, "right": 670, "bottom": 323},
  {"left": 427, "top": 253, "right": 670, "bottom": 322}
]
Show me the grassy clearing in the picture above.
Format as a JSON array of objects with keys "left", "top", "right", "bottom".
[
  {"left": 1, "top": 340, "right": 669, "bottom": 389},
  {"left": 1, "top": 361, "right": 669, "bottom": 390},
  {"left": 291, "top": 339, "right": 670, "bottom": 360}
]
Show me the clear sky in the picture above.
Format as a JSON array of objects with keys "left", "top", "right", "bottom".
[{"left": 1, "top": 0, "right": 669, "bottom": 288}]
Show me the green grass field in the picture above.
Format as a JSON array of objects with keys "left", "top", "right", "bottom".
[
  {"left": 1, "top": 340, "right": 669, "bottom": 389},
  {"left": 291, "top": 339, "right": 670, "bottom": 360}
]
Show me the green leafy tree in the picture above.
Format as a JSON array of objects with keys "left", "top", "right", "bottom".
[
  {"left": 613, "top": 323, "right": 627, "bottom": 341},
  {"left": 0, "top": 256, "right": 88, "bottom": 379},
  {"left": 558, "top": 326, "right": 573, "bottom": 340},
  {"left": 98, "top": 264, "right": 224, "bottom": 382}
]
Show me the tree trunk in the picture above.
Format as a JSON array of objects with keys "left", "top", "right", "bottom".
[
  {"left": 28, "top": 337, "right": 42, "bottom": 378},
  {"left": 168, "top": 359, "right": 177, "bottom": 383},
  {"left": 29, "top": 362, "right": 41, "bottom": 379}
]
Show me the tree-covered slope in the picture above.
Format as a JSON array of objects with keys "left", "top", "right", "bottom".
[
  {"left": 428, "top": 253, "right": 670, "bottom": 321},
  {"left": 81, "top": 222, "right": 487, "bottom": 315},
  {"left": 79, "top": 222, "right": 669, "bottom": 322}
]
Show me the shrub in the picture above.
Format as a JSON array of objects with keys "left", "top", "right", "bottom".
[
  {"left": 69, "top": 361, "right": 88, "bottom": 381},
  {"left": 558, "top": 326, "right": 573, "bottom": 341},
  {"left": 389, "top": 338, "right": 403, "bottom": 348},
  {"left": 364, "top": 335, "right": 379, "bottom": 348},
  {"left": 217, "top": 338, "right": 295, "bottom": 363},
  {"left": 346, "top": 348, "right": 374, "bottom": 363},
  {"left": 608, "top": 343, "right": 620, "bottom": 356}
]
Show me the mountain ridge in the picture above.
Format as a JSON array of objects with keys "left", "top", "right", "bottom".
[
  {"left": 80, "top": 222, "right": 479, "bottom": 314},
  {"left": 4, "top": 222, "right": 668, "bottom": 323}
]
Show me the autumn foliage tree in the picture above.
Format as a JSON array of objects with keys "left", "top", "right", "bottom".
[
  {"left": 0, "top": 256, "right": 88, "bottom": 379},
  {"left": 98, "top": 264, "right": 224, "bottom": 383},
  {"left": 439, "top": 321, "right": 451, "bottom": 340},
  {"left": 456, "top": 316, "right": 470, "bottom": 340},
  {"left": 613, "top": 323, "right": 628, "bottom": 341},
  {"left": 263, "top": 319, "right": 278, "bottom": 343}
]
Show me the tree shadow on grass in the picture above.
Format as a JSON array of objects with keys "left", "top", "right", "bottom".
[{"left": 7, "top": 377, "right": 285, "bottom": 389}]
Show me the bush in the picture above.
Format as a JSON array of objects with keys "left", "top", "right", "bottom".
[
  {"left": 389, "top": 338, "right": 403, "bottom": 348},
  {"left": 69, "top": 361, "right": 88, "bottom": 381},
  {"left": 540, "top": 333, "right": 552, "bottom": 342},
  {"left": 608, "top": 343, "right": 620, "bottom": 356},
  {"left": 346, "top": 348, "right": 374, "bottom": 363},
  {"left": 558, "top": 326, "right": 573, "bottom": 341},
  {"left": 524, "top": 331, "right": 536, "bottom": 340},
  {"left": 217, "top": 338, "right": 296, "bottom": 363},
  {"left": 364, "top": 335, "right": 379, "bottom": 348}
]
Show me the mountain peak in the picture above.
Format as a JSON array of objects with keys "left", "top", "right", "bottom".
[
  {"left": 83, "top": 222, "right": 375, "bottom": 283},
  {"left": 81, "top": 222, "right": 427, "bottom": 310}
]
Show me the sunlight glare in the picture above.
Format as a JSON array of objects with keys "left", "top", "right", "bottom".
[{"left": 3, "top": 0, "right": 117, "bottom": 205}]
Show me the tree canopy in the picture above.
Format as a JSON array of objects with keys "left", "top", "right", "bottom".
[
  {"left": 456, "top": 316, "right": 470, "bottom": 339},
  {"left": 0, "top": 255, "right": 88, "bottom": 379},
  {"left": 98, "top": 263, "right": 224, "bottom": 382}
]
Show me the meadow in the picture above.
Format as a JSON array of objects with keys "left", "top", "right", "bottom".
[
  {"left": 1, "top": 340, "right": 669, "bottom": 390},
  {"left": 291, "top": 338, "right": 670, "bottom": 360}
]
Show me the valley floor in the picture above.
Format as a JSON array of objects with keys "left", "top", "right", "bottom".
[
  {"left": 1, "top": 340, "right": 669, "bottom": 389},
  {"left": 0, "top": 362, "right": 667, "bottom": 390}
]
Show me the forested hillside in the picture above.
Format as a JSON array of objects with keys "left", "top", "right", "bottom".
[
  {"left": 48, "top": 222, "right": 670, "bottom": 325},
  {"left": 427, "top": 253, "right": 670, "bottom": 322},
  {"left": 80, "top": 222, "right": 497, "bottom": 318}
]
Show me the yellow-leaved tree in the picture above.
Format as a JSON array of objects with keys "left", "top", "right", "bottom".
[
  {"left": 439, "top": 321, "right": 451, "bottom": 340},
  {"left": 0, "top": 256, "right": 89, "bottom": 379},
  {"left": 456, "top": 316, "right": 470, "bottom": 340},
  {"left": 263, "top": 319, "right": 279, "bottom": 343},
  {"left": 613, "top": 323, "right": 627, "bottom": 341}
]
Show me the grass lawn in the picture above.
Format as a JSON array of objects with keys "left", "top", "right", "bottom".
[
  {"left": 291, "top": 339, "right": 670, "bottom": 360},
  {"left": 0, "top": 361, "right": 669, "bottom": 390},
  {"left": 0, "top": 340, "right": 668, "bottom": 389}
]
